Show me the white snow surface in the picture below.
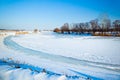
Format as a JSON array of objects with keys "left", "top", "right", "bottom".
[
  {"left": 12, "top": 31, "right": 120, "bottom": 65},
  {"left": 0, "top": 31, "right": 120, "bottom": 80}
]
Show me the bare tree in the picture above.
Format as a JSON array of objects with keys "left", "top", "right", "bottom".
[
  {"left": 90, "top": 19, "right": 98, "bottom": 34},
  {"left": 113, "top": 20, "right": 120, "bottom": 33},
  {"left": 61, "top": 23, "right": 70, "bottom": 34},
  {"left": 70, "top": 23, "right": 78, "bottom": 34},
  {"left": 98, "top": 13, "right": 111, "bottom": 33},
  {"left": 84, "top": 22, "right": 91, "bottom": 33},
  {"left": 79, "top": 23, "right": 85, "bottom": 34}
]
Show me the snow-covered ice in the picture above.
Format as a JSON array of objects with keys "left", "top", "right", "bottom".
[
  {"left": 12, "top": 31, "right": 120, "bottom": 65},
  {"left": 0, "top": 31, "right": 120, "bottom": 80}
]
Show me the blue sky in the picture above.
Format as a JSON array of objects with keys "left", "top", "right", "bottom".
[{"left": 0, "top": 0, "right": 120, "bottom": 30}]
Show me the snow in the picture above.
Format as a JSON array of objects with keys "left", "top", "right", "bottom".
[
  {"left": 57, "top": 75, "right": 67, "bottom": 80},
  {"left": 0, "top": 31, "right": 120, "bottom": 80},
  {"left": 34, "top": 72, "right": 47, "bottom": 80},
  {"left": 12, "top": 31, "right": 120, "bottom": 65}
]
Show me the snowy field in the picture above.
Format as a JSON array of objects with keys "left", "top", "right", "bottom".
[{"left": 0, "top": 31, "right": 120, "bottom": 80}]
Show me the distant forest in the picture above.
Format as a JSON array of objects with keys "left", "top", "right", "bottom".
[{"left": 54, "top": 14, "right": 120, "bottom": 36}]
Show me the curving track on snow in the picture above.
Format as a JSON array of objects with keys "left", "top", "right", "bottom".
[{"left": 2, "top": 35, "right": 120, "bottom": 80}]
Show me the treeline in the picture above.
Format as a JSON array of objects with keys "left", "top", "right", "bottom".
[{"left": 54, "top": 14, "right": 120, "bottom": 36}]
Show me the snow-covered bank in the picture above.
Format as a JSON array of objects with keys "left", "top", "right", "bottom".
[
  {"left": 0, "top": 31, "right": 120, "bottom": 80},
  {"left": 0, "top": 58, "right": 103, "bottom": 80}
]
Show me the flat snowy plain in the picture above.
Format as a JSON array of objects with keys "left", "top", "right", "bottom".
[{"left": 0, "top": 31, "right": 120, "bottom": 80}]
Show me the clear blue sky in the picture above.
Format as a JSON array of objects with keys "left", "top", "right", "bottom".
[{"left": 0, "top": 0, "right": 120, "bottom": 30}]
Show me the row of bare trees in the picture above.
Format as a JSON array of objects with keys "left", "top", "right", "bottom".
[{"left": 54, "top": 14, "right": 120, "bottom": 36}]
